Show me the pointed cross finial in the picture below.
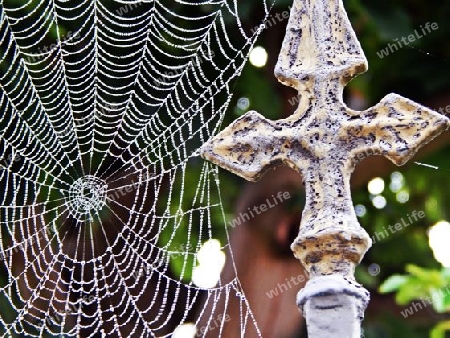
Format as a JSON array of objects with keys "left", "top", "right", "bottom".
[
  {"left": 275, "top": 0, "right": 367, "bottom": 88},
  {"left": 200, "top": 0, "right": 449, "bottom": 335}
]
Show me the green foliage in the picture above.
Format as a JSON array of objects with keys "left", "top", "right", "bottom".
[
  {"left": 380, "top": 265, "right": 450, "bottom": 307},
  {"left": 379, "top": 275, "right": 410, "bottom": 294},
  {"left": 380, "top": 265, "right": 450, "bottom": 337},
  {"left": 363, "top": 315, "right": 431, "bottom": 338},
  {"left": 431, "top": 321, "right": 450, "bottom": 338}
]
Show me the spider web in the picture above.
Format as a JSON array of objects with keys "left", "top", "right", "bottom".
[{"left": 0, "top": 0, "right": 273, "bottom": 336}]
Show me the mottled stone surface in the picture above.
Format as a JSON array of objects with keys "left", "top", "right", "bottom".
[
  {"left": 200, "top": 0, "right": 449, "bottom": 336},
  {"left": 201, "top": 0, "right": 449, "bottom": 276}
]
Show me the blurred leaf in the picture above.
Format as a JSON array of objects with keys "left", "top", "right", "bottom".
[
  {"left": 406, "top": 264, "right": 443, "bottom": 285},
  {"left": 430, "top": 288, "right": 447, "bottom": 313},
  {"left": 431, "top": 321, "right": 450, "bottom": 338},
  {"left": 395, "top": 280, "right": 429, "bottom": 305},
  {"left": 442, "top": 269, "right": 450, "bottom": 279},
  {"left": 379, "top": 275, "right": 409, "bottom": 293},
  {"left": 442, "top": 291, "right": 450, "bottom": 311}
]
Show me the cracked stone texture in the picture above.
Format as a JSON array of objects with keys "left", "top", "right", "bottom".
[{"left": 200, "top": 0, "right": 449, "bottom": 335}]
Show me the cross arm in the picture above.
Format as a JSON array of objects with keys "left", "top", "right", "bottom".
[
  {"left": 200, "top": 111, "right": 309, "bottom": 181},
  {"left": 343, "top": 93, "right": 450, "bottom": 167}
]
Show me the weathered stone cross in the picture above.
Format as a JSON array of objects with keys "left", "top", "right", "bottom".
[{"left": 201, "top": 0, "right": 449, "bottom": 336}]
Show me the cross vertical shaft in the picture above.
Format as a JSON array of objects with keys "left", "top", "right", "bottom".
[{"left": 200, "top": 0, "right": 449, "bottom": 336}]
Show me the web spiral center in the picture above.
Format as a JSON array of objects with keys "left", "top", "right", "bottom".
[{"left": 68, "top": 175, "right": 107, "bottom": 221}]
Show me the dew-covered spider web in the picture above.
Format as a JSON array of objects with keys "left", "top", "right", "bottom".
[{"left": 0, "top": 0, "right": 273, "bottom": 336}]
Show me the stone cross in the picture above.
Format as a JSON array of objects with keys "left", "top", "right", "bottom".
[{"left": 200, "top": 0, "right": 449, "bottom": 336}]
